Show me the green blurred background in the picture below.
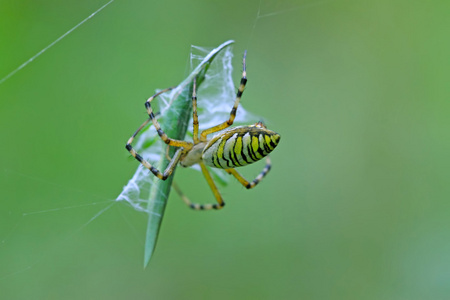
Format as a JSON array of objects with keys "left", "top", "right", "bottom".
[{"left": 1, "top": 0, "right": 450, "bottom": 299}]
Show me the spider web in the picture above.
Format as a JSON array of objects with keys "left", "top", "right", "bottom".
[{"left": 115, "top": 44, "right": 257, "bottom": 214}]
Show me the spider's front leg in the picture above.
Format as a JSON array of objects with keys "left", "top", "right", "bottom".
[
  {"left": 200, "top": 51, "right": 248, "bottom": 141},
  {"left": 145, "top": 88, "right": 194, "bottom": 149},
  {"left": 126, "top": 129, "right": 185, "bottom": 180},
  {"left": 126, "top": 87, "right": 193, "bottom": 180}
]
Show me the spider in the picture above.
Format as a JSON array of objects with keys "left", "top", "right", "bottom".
[{"left": 125, "top": 51, "right": 281, "bottom": 210}]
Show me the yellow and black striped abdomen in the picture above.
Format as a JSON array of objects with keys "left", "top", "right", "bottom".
[{"left": 202, "top": 125, "right": 280, "bottom": 169}]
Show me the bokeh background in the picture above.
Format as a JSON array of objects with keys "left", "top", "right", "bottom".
[{"left": 1, "top": 0, "right": 450, "bottom": 299}]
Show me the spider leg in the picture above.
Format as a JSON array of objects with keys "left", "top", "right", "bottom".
[
  {"left": 192, "top": 77, "right": 200, "bottom": 144},
  {"left": 225, "top": 157, "right": 272, "bottom": 189},
  {"left": 126, "top": 87, "right": 195, "bottom": 180},
  {"left": 164, "top": 145, "right": 172, "bottom": 161},
  {"left": 200, "top": 51, "right": 248, "bottom": 141},
  {"left": 172, "top": 181, "right": 194, "bottom": 207},
  {"left": 172, "top": 163, "right": 225, "bottom": 210},
  {"left": 145, "top": 87, "right": 194, "bottom": 149},
  {"left": 126, "top": 125, "right": 185, "bottom": 180}
]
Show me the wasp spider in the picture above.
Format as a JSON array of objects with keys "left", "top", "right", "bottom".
[{"left": 126, "top": 51, "right": 281, "bottom": 210}]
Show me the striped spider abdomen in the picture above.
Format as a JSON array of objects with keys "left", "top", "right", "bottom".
[{"left": 202, "top": 122, "right": 280, "bottom": 169}]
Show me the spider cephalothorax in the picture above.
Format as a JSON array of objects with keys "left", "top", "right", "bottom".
[{"left": 126, "top": 51, "right": 280, "bottom": 210}]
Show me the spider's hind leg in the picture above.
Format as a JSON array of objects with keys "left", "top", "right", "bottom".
[
  {"left": 172, "top": 162, "right": 226, "bottom": 210},
  {"left": 226, "top": 157, "right": 272, "bottom": 189}
]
